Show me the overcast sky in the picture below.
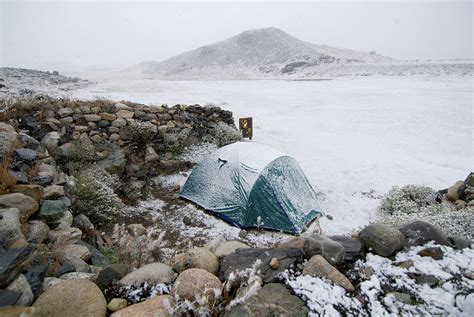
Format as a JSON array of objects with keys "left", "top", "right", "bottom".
[{"left": 1, "top": 0, "right": 472, "bottom": 72}]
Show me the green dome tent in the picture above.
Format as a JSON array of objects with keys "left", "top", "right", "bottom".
[{"left": 180, "top": 142, "right": 321, "bottom": 234}]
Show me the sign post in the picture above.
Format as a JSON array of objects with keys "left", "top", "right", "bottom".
[{"left": 239, "top": 117, "right": 253, "bottom": 140}]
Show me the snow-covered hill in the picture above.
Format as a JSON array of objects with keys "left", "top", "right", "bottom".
[{"left": 124, "top": 27, "right": 395, "bottom": 79}]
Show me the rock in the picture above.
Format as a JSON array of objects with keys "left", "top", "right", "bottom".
[
  {"left": 57, "top": 108, "right": 74, "bottom": 117},
  {"left": 0, "top": 306, "right": 37, "bottom": 316},
  {"left": 398, "top": 220, "right": 451, "bottom": 246},
  {"left": 10, "top": 185, "right": 44, "bottom": 201},
  {"left": 110, "top": 295, "right": 174, "bottom": 317},
  {"left": 145, "top": 146, "right": 159, "bottom": 163},
  {"left": 53, "top": 209, "right": 73, "bottom": 230},
  {"left": 107, "top": 298, "right": 128, "bottom": 312},
  {"left": 40, "top": 132, "right": 60, "bottom": 154},
  {"left": 0, "top": 290, "right": 22, "bottom": 307},
  {"left": 278, "top": 237, "right": 305, "bottom": 249},
  {"left": 239, "top": 229, "right": 248, "bottom": 238},
  {"left": 7, "top": 170, "right": 28, "bottom": 184},
  {"left": 42, "top": 277, "right": 63, "bottom": 291},
  {"left": 304, "top": 235, "right": 345, "bottom": 265},
  {"left": 454, "top": 200, "right": 466, "bottom": 210},
  {"left": 116, "top": 110, "right": 134, "bottom": 119},
  {"left": 60, "top": 254, "right": 90, "bottom": 273},
  {"left": 33, "top": 279, "right": 107, "bottom": 317},
  {"left": 72, "top": 214, "right": 94, "bottom": 233},
  {"left": 112, "top": 118, "right": 127, "bottom": 127},
  {"left": 395, "top": 260, "right": 414, "bottom": 269},
  {"left": 172, "top": 247, "right": 219, "bottom": 275},
  {"left": 61, "top": 243, "right": 92, "bottom": 261},
  {"left": 27, "top": 220, "right": 50, "bottom": 244},
  {"left": 0, "top": 208, "right": 25, "bottom": 247},
  {"left": 182, "top": 215, "right": 191, "bottom": 225},
  {"left": 447, "top": 180, "right": 464, "bottom": 202},
  {"left": 96, "top": 264, "right": 128, "bottom": 289},
  {"left": 119, "top": 263, "right": 175, "bottom": 286},
  {"left": 39, "top": 200, "right": 66, "bottom": 222},
  {"left": 100, "top": 113, "right": 117, "bottom": 121},
  {"left": 269, "top": 257, "right": 280, "bottom": 269},
  {"left": 77, "top": 241, "right": 111, "bottom": 267},
  {"left": 14, "top": 148, "right": 38, "bottom": 165},
  {"left": 48, "top": 227, "right": 82, "bottom": 245},
  {"left": 415, "top": 274, "right": 439, "bottom": 286},
  {"left": 417, "top": 246, "right": 444, "bottom": 260},
  {"left": 42, "top": 185, "right": 64, "bottom": 199},
  {"left": 387, "top": 292, "right": 413, "bottom": 305},
  {"left": 114, "top": 103, "right": 131, "bottom": 111},
  {"left": 0, "top": 193, "right": 39, "bottom": 223},
  {"left": 98, "top": 146, "right": 126, "bottom": 174},
  {"left": 83, "top": 114, "right": 102, "bottom": 122},
  {"left": 214, "top": 241, "right": 250, "bottom": 257},
  {"left": 59, "top": 272, "right": 96, "bottom": 281},
  {"left": 447, "top": 236, "right": 473, "bottom": 249},
  {"left": 172, "top": 268, "right": 221, "bottom": 304},
  {"left": 219, "top": 248, "right": 303, "bottom": 283},
  {"left": 226, "top": 283, "right": 309, "bottom": 317},
  {"left": 303, "top": 255, "right": 355, "bottom": 291},
  {"left": 6, "top": 274, "right": 34, "bottom": 306},
  {"left": 125, "top": 223, "right": 146, "bottom": 237},
  {"left": 358, "top": 224, "right": 406, "bottom": 257},
  {"left": 0, "top": 246, "right": 33, "bottom": 288},
  {"left": 330, "top": 235, "right": 364, "bottom": 261}
]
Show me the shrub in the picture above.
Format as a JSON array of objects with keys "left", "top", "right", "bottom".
[
  {"left": 213, "top": 122, "right": 241, "bottom": 147},
  {"left": 379, "top": 185, "right": 437, "bottom": 215},
  {"left": 62, "top": 140, "right": 96, "bottom": 174},
  {"left": 126, "top": 121, "right": 156, "bottom": 146},
  {"left": 71, "top": 165, "right": 124, "bottom": 225}
]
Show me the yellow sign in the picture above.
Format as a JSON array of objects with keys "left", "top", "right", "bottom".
[{"left": 239, "top": 117, "right": 253, "bottom": 140}]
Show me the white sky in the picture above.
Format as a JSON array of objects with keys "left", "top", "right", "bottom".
[{"left": 1, "top": 0, "right": 472, "bottom": 72}]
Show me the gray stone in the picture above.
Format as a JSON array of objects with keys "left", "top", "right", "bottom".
[
  {"left": 17, "top": 133, "right": 40, "bottom": 150},
  {"left": 418, "top": 246, "right": 444, "bottom": 260},
  {"left": 41, "top": 131, "right": 60, "bottom": 154},
  {"left": 72, "top": 214, "right": 94, "bottom": 233},
  {"left": 57, "top": 107, "right": 74, "bottom": 117},
  {"left": 119, "top": 263, "right": 175, "bottom": 286},
  {"left": 125, "top": 223, "right": 146, "bottom": 237},
  {"left": 330, "top": 235, "right": 363, "bottom": 261},
  {"left": 0, "top": 208, "right": 24, "bottom": 247},
  {"left": 48, "top": 227, "right": 82, "bottom": 245},
  {"left": 398, "top": 220, "right": 451, "bottom": 247},
  {"left": 42, "top": 277, "right": 63, "bottom": 291},
  {"left": 77, "top": 241, "right": 111, "bottom": 267},
  {"left": 98, "top": 146, "right": 125, "bottom": 174},
  {"left": 43, "top": 185, "right": 65, "bottom": 199},
  {"left": 0, "top": 289, "right": 21, "bottom": 306},
  {"left": 387, "top": 292, "right": 413, "bottom": 305},
  {"left": 83, "top": 114, "right": 102, "bottom": 122},
  {"left": 39, "top": 200, "right": 66, "bottom": 222},
  {"left": 172, "top": 247, "right": 219, "bottom": 275},
  {"left": 447, "top": 236, "right": 473, "bottom": 249},
  {"left": 53, "top": 210, "right": 73, "bottom": 230},
  {"left": 304, "top": 234, "right": 345, "bottom": 265},
  {"left": 226, "top": 283, "right": 309, "bottom": 317},
  {"left": 0, "top": 246, "right": 33, "bottom": 288},
  {"left": 14, "top": 148, "right": 38, "bottom": 165},
  {"left": 172, "top": 268, "right": 221, "bottom": 304},
  {"left": 447, "top": 180, "right": 464, "bottom": 202},
  {"left": 6, "top": 274, "right": 34, "bottom": 306},
  {"left": 59, "top": 272, "right": 96, "bottom": 281},
  {"left": 27, "top": 220, "right": 50, "bottom": 244},
  {"left": 415, "top": 274, "right": 439, "bottom": 286},
  {"left": 302, "top": 255, "right": 355, "bottom": 291},
  {"left": 61, "top": 243, "right": 92, "bottom": 261},
  {"left": 358, "top": 224, "right": 406, "bottom": 257},
  {"left": 96, "top": 264, "right": 128, "bottom": 289},
  {"left": 219, "top": 248, "right": 303, "bottom": 283},
  {"left": 214, "top": 241, "right": 250, "bottom": 257},
  {"left": 0, "top": 193, "right": 39, "bottom": 223}
]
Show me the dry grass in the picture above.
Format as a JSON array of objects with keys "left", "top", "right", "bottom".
[{"left": 0, "top": 154, "right": 17, "bottom": 194}]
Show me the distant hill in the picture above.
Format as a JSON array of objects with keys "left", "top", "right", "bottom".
[{"left": 124, "top": 27, "right": 394, "bottom": 79}]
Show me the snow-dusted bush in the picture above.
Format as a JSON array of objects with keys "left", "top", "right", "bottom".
[
  {"left": 126, "top": 121, "right": 156, "bottom": 146},
  {"left": 213, "top": 122, "right": 241, "bottom": 147},
  {"left": 377, "top": 184, "right": 473, "bottom": 239},
  {"left": 380, "top": 185, "right": 438, "bottom": 215},
  {"left": 71, "top": 165, "right": 124, "bottom": 224}
]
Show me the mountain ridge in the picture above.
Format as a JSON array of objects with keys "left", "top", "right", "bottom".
[{"left": 125, "top": 27, "right": 394, "bottom": 79}]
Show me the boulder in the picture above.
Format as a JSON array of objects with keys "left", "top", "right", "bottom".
[
  {"left": 358, "top": 224, "right": 406, "bottom": 257},
  {"left": 83, "top": 114, "right": 102, "bottom": 122},
  {"left": 0, "top": 208, "right": 25, "bottom": 247},
  {"left": 14, "top": 148, "right": 38, "bottom": 165},
  {"left": 330, "top": 235, "right": 363, "bottom": 261},
  {"left": 48, "top": 227, "right": 82, "bottom": 245},
  {"left": 277, "top": 237, "right": 305, "bottom": 249},
  {"left": 398, "top": 220, "right": 451, "bottom": 246},
  {"left": 110, "top": 295, "right": 174, "bottom": 317},
  {"left": 107, "top": 298, "right": 128, "bottom": 312},
  {"left": 27, "top": 220, "right": 50, "bottom": 244},
  {"left": 219, "top": 248, "right": 303, "bottom": 283},
  {"left": 57, "top": 108, "right": 74, "bottom": 118},
  {"left": 125, "top": 223, "right": 146, "bottom": 237},
  {"left": 0, "top": 246, "right": 33, "bottom": 288},
  {"left": 33, "top": 279, "right": 107, "bottom": 317},
  {"left": 447, "top": 180, "right": 464, "bottom": 202},
  {"left": 119, "top": 263, "right": 175, "bottom": 286},
  {"left": 77, "top": 241, "right": 111, "bottom": 267},
  {"left": 214, "top": 241, "right": 250, "bottom": 257},
  {"left": 418, "top": 246, "right": 444, "bottom": 260},
  {"left": 116, "top": 110, "right": 134, "bottom": 119},
  {"left": 17, "top": 133, "right": 40, "bottom": 150},
  {"left": 0, "top": 193, "right": 39, "bottom": 223},
  {"left": 39, "top": 200, "right": 66, "bottom": 222},
  {"left": 226, "top": 283, "right": 309, "bottom": 317},
  {"left": 43, "top": 185, "right": 65, "bottom": 199},
  {"left": 98, "top": 147, "right": 126, "bottom": 174},
  {"left": 61, "top": 243, "right": 92, "bottom": 261},
  {"left": 304, "top": 234, "right": 345, "bottom": 265},
  {"left": 447, "top": 236, "right": 473, "bottom": 249},
  {"left": 172, "top": 247, "right": 219, "bottom": 275},
  {"left": 40, "top": 132, "right": 60, "bottom": 154},
  {"left": 96, "top": 264, "right": 128, "bottom": 289},
  {"left": 0, "top": 290, "right": 21, "bottom": 307},
  {"left": 6, "top": 274, "right": 34, "bottom": 306},
  {"left": 172, "top": 268, "right": 221, "bottom": 304},
  {"left": 302, "top": 255, "right": 355, "bottom": 291},
  {"left": 10, "top": 185, "right": 44, "bottom": 201}
]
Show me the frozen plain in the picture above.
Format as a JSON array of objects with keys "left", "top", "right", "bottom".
[{"left": 71, "top": 76, "right": 473, "bottom": 234}]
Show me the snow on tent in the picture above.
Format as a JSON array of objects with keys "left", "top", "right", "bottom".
[{"left": 180, "top": 142, "right": 321, "bottom": 234}]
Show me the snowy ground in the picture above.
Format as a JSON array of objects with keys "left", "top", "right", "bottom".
[{"left": 71, "top": 76, "right": 473, "bottom": 235}]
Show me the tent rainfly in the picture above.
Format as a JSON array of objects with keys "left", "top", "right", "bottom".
[{"left": 180, "top": 142, "right": 321, "bottom": 234}]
